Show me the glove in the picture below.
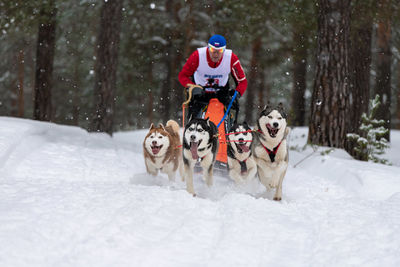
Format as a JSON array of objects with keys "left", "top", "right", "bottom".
[
  {"left": 192, "top": 86, "right": 204, "bottom": 97},
  {"left": 229, "top": 89, "right": 241, "bottom": 98},
  {"left": 232, "top": 90, "right": 241, "bottom": 100}
]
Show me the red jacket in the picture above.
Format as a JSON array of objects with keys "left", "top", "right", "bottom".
[{"left": 178, "top": 48, "right": 247, "bottom": 96}]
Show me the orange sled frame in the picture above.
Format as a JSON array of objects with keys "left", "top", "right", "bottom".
[{"left": 182, "top": 97, "right": 239, "bottom": 166}]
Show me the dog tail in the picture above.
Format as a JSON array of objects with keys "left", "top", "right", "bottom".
[{"left": 166, "top": 120, "right": 180, "bottom": 135}]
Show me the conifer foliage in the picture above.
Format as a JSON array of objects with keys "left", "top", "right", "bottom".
[{"left": 347, "top": 95, "right": 390, "bottom": 164}]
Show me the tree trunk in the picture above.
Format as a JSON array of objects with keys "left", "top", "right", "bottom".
[
  {"left": 397, "top": 61, "right": 400, "bottom": 129},
  {"left": 72, "top": 57, "right": 80, "bottom": 126},
  {"left": 374, "top": 0, "right": 392, "bottom": 141},
  {"left": 91, "top": 0, "right": 123, "bottom": 135},
  {"left": 308, "top": 0, "right": 352, "bottom": 148},
  {"left": 170, "top": 51, "right": 183, "bottom": 121},
  {"left": 160, "top": 0, "right": 174, "bottom": 123},
  {"left": 33, "top": 0, "right": 57, "bottom": 121},
  {"left": 18, "top": 49, "right": 25, "bottom": 117},
  {"left": 160, "top": 49, "right": 173, "bottom": 122},
  {"left": 290, "top": 29, "right": 308, "bottom": 126},
  {"left": 69, "top": 14, "right": 82, "bottom": 127},
  {"left": 257, "top": 69, "right": 267, "bottom": 111},
  {"left": 147, "top": 67, "right": 154, "bottom": 125},
  {"left": 351, "top": 18, "right": 372, "bottom": 132},
  {"left": 12, "top": 50, "right": 25, "bottom": 117},
  {"left": 174, "top": 0, "right": 195, "bottom": 124},
  {"left": 160, "top": 0, "right": 182, "bottom": 123},
  {"left": 245, "top": 36, "right": 262, "bottom": 124},
  {"left": 182, "top": 0, "right": 195, "bottom": 60},
  {"left": 346, "top": 0, "right": 373, "bottom": 159}
]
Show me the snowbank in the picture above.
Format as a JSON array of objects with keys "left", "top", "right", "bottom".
[{"left": 1, "top": 117, "right": 399, "bottom": 267}]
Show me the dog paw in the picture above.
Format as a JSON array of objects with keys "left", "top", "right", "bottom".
[{"left": 186, "top": 189, "right": 196, "bottom": 197}]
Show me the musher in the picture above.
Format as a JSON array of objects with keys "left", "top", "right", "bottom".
[
  {"left": 178, "top": 34, "right": 247, "bottom": 120},
  {"left": 178, "top": 34, "right": 247, "bottom": 169}
]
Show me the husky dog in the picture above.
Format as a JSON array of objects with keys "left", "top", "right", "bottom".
[
  {"left": 253, "top": 103, "right": 290, "bottom": 201},
  {"left": 143, "top": 120, "right": 183, "bottom": 181},
  {"left": 227, "top": 122, "right": 257, "bottom": 184},
  {"left": 182, "top": 118, "right": 219, "bottom": 196}
]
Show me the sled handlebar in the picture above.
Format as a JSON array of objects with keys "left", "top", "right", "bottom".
[{"left": 182, "top": 84, "right": 204, "bottom": 107}]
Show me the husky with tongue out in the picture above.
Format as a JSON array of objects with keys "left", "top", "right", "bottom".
[
  {"left": 227, "top": 122, "right": 257, "bottom": 184},
  {"left": 182, "top": 117, "right": 218, "bottom": 196},
  {"left": 143, "top": 120, "right": 183, "bottom": 181},
  {"left": 253, "top": 103, "right": 290, "bottom": 201}
]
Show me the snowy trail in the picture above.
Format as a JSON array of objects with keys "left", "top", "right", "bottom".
[{"left": 0, "top": 117, "right": 400, "bottom": 267}]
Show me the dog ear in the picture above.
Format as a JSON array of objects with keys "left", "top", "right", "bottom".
[
  {"left": 149, "top": 123, "right": 155, "bottom": 130},
  {"left": 205, "top": 117, "right": 210, "bottom": 127},
  {"left": 263, "top": 101, "right": 271, "bottom": 111},
  {"left": 230, "top": 120, "right": 238, "bottom": 131},
  {"left": 243, "top": 121, "right": 249, "bottom": 127},
  {"left": 277, "top": 102, "right": 288, "bottom": 118},
  {"left": 188, "top": 114, "right": 193, "bottom": 122},
  {"left": 159, "top": 123, "right": 166, "bottom": 131},
  {"left": 228, "top": 121, "right": 237, "bottom": 132}
]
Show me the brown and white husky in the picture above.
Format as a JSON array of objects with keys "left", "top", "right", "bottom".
[{"left": 143, "top": 120, "right": 183, "bottom": 181}]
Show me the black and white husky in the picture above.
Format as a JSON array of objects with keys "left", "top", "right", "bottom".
[
  {"left": 253, "top": 103, "right": 290, "bottom": 201},
  {"left": 227, "top": 122, "right": 257, "bottom": 184},
  {"left": 182, "top": 118, "right": 219, "bottom": 196}
]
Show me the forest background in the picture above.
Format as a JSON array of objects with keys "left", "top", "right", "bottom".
[{"left": 0, "top": 0, "right": 399, "bottom": 156}]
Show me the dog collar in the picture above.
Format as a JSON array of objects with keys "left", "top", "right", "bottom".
[{"left": 198, "top": 143, "right": 212, "bottom": 152}]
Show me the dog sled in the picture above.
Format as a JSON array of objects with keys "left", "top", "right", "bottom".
[{"left": 183, "top": 84, "right": 240, "bottom": 176}]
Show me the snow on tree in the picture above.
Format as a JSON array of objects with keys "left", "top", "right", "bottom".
[{"left": 347, "top": 94, "right": 390, "bottom": 164}]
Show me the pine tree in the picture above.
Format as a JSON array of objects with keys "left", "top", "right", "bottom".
[{"left": 347, "top": 95, "right": 390, "bottom": 164}]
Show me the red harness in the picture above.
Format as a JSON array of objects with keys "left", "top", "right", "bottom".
[{"left": 257, "top": 129, "right": 282, "bottom": 163}]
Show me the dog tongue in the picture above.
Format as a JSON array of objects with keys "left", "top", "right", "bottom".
[
  {"left": 238, "top": 144, "right": 250, "bottom": 152},
  {"left": 152, "top": 146, "right": 161, "bottom": 155},
  {"left": 267, "top": 124, "right": 278, "bottom": 137},
  {"left": 190, "top": 142, "right": 199, "bottom": 159}
]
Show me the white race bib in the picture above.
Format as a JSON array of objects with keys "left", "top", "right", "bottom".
[{"left": 193, "top": 47, "right": 232, "bottom": 91}]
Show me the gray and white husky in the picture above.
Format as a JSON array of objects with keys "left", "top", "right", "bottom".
[
  {"left": 182, "top": 118, "right": 219, "bottom": 196},
  {"left": 227, "top": 122, "right": 257, "bottom": 184},
  {"left": 253, "top": 103, "right": 290, "bottom": 201}
]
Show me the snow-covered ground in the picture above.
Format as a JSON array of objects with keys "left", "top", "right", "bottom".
[{"left": 0, "top": 116, "right": 399, "bottom": 267}]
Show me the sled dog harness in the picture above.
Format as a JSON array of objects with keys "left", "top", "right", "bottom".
[
  {"left": 261, "top": 142, "right": 282, "bottom": 163},
  {"left": 257, "top": 130, "right": 283, "bottom": 163},
  {"left": 239, "top": 159, "right": 247, "bottom": 174}
]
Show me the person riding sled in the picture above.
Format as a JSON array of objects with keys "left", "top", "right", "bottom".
[{"left": 178, "top": 34, "right": 247, "bottom": 169}]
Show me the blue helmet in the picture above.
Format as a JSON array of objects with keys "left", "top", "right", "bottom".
[{"left": 208, "top": 34, "right": 226, "bottom": 48}]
